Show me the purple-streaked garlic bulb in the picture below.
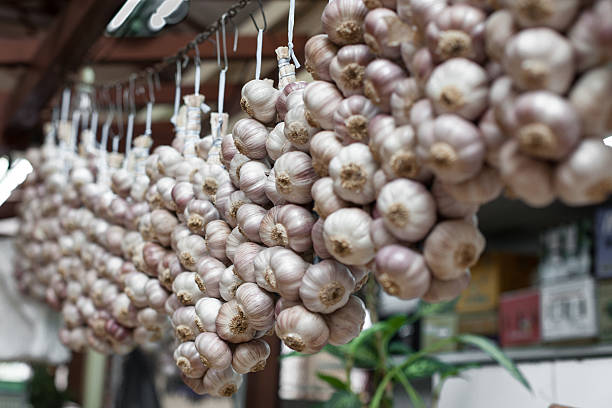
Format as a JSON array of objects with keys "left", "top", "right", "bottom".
[
  {"left": 363, "top": 59, "right": 407, "bottom": 112},
  {"left": 375, "top": 245, "right": 431, "bottom": 299},
  {"left": 236, "top": 203, "right": 267, "bottom": 243},
  {"left": 303, "top": 81, "right": 344, "bottom": 130},
  {"left": 194, "top": 256, "right": 225, "bottom": 299},
  {"left": 276, "top": 81, "right": 308, "bottom": 121},
  {"left": 232, "top": 119, "right": 268, "bottom": 160},
  {"left": 431, "top": 179, "right": 479, "bottom": 219},
  {"left": 329, "top": 143, "right": 379, "bottom": 204},
  {"left": 240, "top": 79, "right": 279, "bottom": 124},
  {"left": 273, "top": 151, "right": 318, "bottom": 204},
  {"left": 184, "top": 199, "right": 219, "bottom": 236},
  {"left": 259, "top": 205, "right": 315, "bottom": 252},
  {"left": 391, "top": 78, "right": 422, "bottom": 126},
  {"left": 275, "top": 305, "right": 329, "bottom": 353},
  {"left": 323, "top": 208, "right": 375, "bottom": 266},
  {"left": 364, "top": 8, "right": 413, "bottom": 59},
  {"left": 299, "top": 260, "right": 355, "bottom": 314},
  {"left": 422, "top": 271, "right": 471, "bottom": 303},
  {"left": 311, "top": 177, "right": 349, "bottom": 219},
  {"left": 333, "top": 95, "right": 379, "bottom": 145},
  {"left": 507, "top": 0, "right": 580, "bottom": 31},
  {"left": 329, "top": 44, "right": 376, "bottom": 97},
  {"left": 321, "top": 0, "right": 369, "bottom": 46},
  {"left": 440, "top": 166, "right": 504, "bottom": 206},
  {"left": 304, "top": 34, "right": 338, "bottom": 81}
]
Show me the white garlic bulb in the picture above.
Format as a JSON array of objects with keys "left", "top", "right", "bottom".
[
  {"left": 259, "top": 205, "right": 315, "bottom": 252},
  {"left": 275, "top": 305, "right": 330, "bottom": 354},
  {"left": 329, "top": 143, "right": 379, "bottom": 204},
  {"left": 324, "top": 295, "right": 366, "bottom": 346},
  {"left": 226, "top": 227, "right": 248, "bottom": 263},
  {"left": 195, "top": 297, "right": 222, "bottom": 332},
  {"left": 323, "top": 208, "right": 375, "bottom": 266},
  {"left": 240, "top": 79, "right": 279, "bottom": 124},
  {"left": 195, "top": 332, "right": 232, "bottom": 370},
  {"left": 174, "top": 341, "right": 208, "bottom": 379},
  {"left": 232, "top": 119, "right": 269, "bottom": 160},
  {"left": 333, "top": 95, "right": 379, "bottom": 145},
  {"left": 254, "top": 247, "right": 308, "bottom": 300},
  {"left": 321, "top": 0, "right": 369, "bottom": 46},
  {"left": 266, "top": 122, "right": 294, "bottom": 161},
  {"left": 303, "top": 81, "right": 344, "bottom": 130},
  {"left": 440, "top": 166, "right": 504, "bottom": 206},
  {"left": 203, "top": 367, "right": 243, "bottom": 397},
  {"left": 508, "top": 0, "right": 579, "bottom": 31},
  {"left": 300, "top": 260, "right": 355, "bottom": 314},
  {"left": 311, "top": 177, "right": 349, "bottom": 219},
  {"left": 194, "top": 256, "right": 225, "bottom": 299},
  {"left": 569, "top": 67, "right": 612, "bottom": 139},
  {"left": 219, "top": 265, "right": 244, "bottom": 301},
  {"left": 273, "top": 151, "right": 318, "bottom": 204},
  {"left": 235, "top": 282, "right": 275, "bottom": 331},
  {"left": 375, "top": 245, "right": 431, "bottom": 299},
  {"left": 284, "top": 104, "right": 319, "bottom": 150},
  {"left": 216, "top": 299, "right": 256, "bottom": 343},
  {"left": 232, "top": 339, "right": 271, "bottom": 374},
  {"left": 304, "top": 34, "right": 339, "bottom": 81},
  {"left": 422, "top": 271, "right": 471, "bottom": 303},
  {"left": 233, "top": 242, "right": 264, "bottom": 282},
  {"left": 431, "top": 179, "right": 479, "bottom": 219},
  {"left": 329, "top": 44, "right": 376, "bottom": 97}
]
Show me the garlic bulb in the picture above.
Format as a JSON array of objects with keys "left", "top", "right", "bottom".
[
  {"left": 375, "top": 245, "right": 431, "bottom": 299},
  {"left": 334, "top": 95, "right": 379, "bottom": 145},
  {"left": 124, "top": 272, "right": 150, "bottom": 307},
  {"left": 224, "top": 190, "right": 252, "bottom": 228},
  {"left": 151, "top": 209, "right": 179, "bottom": 247},
  {"left": 232, "top": 339, "right": 271, "bottom": 374},
  {"left": 396, "top": 0, "right": 446, "bottom": 30},
  {"left": 440, "top": 166, "right": 504, "bottom": 205},
  {"left": 425, "top": 58, "right": 488, "bottom": 121},
  {"left": 329, "top": 143, "right": 379, "bottom": 204},
  {"left": 234, "top": 242, "right": 264, "bottom": 282},
  {"left": 221, "top": 133, "right": 238, "bottom": 168},
  {"left": 254, "top": 247, "right": 308, "bottom": 300},
  {"left": 195, "top": 297, "right": 222, "bottom": 332},
  {"left": 181, "top": 375, "right": 206, "bottom": 395},
  {"left": 240, "top": 79, "right": 279, "bottom": 124},
  {"left": 368, "top": 114, "right": 396, "bottom": 161},
  {"left": 284, "top": 104, "right": 319, "bottom": 150},
  {"left": 303, "top": 81, "right": 344, "bottom": 130},
  {"left": 364, "top": 8, "right": 413, "bottom": 59},
  {"left": 510, "top": 91, "right": 581, "bottom": 161},
  {"left": 377, "top": 179, "right": 436, "bottom": 241},
  {"left": 508, "top": 0, "right": 579, "bottom": 31},
  {"left": 479, "top": 109, "right": 507, "bottom": 168},
  {"left": 184, "top": 199, "right": 219, "bottom": 236},
  {"left": 145, "top": 279, "right": 169, "bottom": 311},
  {"left": 405, "top": 47, "right": 435, "bottom": 89},
  {"left": 431, "top": 179, "right": 479, "bottom": 219},
  {"left": 323, "top": 208, "right": 375, "bottom": 265},
  {"left": 310, "top": 131, "right": 344, "bottom": 178},
  {"left": 312, "top": 218, "right": 332, "bottom": 259},
  {"left": 172, "top": 306, "right": 201, "bottom": 342},
  {"left": 300, "top": 260, "right": 355, "bottom": 314},
  {"left": 422, "top": 271, "right": 470, "bottom": 303},
  {"left": 232, "top": 119, "right": 269, "bottom": 160},
  {"left": 194, "top": 256, "right": 224, "bottom": 299},
  {"left": 216, "top": 299, "right": 256, "bottom": 343},
  {"left": 504, "top": 28, "right": 574, "bottom": 94},
  {"left": 174, "top": 341, "right": 208, "bottom": 378},
  {"left": 489, "top": 76, "right": 517, "bottom": 133},
  {"left": 499, "top": 140, "right": 555, "bottom": 207},
  {"left": 173, "top": 272, "right": 205, "bottom": 305},
  {"left": 324, "top": 295, "right": 366, "bottom": 345},
  {"left": 273, "top": 151, "right": 318, "bottom": 204},
  {"left": 226, "top": 227, "right": 248, "bottom": 263},
  {"left": 196, "top": 135, "right": 213, "bottom": 160},
  {"left": 424, "top": 220, "right": 486, "bottom": 281},
  {"left": 276, "top": 81, "right": 308, "bottom": 121},
  {"left": 391, "top": 78, "right": 421, "bottom": 126},
  {"left": 171, "top": 224, "right": 191, "bottom": 253},
  {"left": 235, "top": 282, "right": 275, "bottom": 331},
  {"left": 321, "top": 0, "right": 369, "bottom": 46},
  {"left": 311, "top": 177, "right": 349, "bottom": 219},
  {"left": 554, "top": 139, "right": 612, "bottom": 206},
  {"left": 265, "top": 170, "right": 289, "bottom": 206},
  {"left": 195, "top": 332, "right": 232, "bottom": 370},
  {"left": 266, "top": 122, "right": 294, "bottom": 161},
  {"left": 363, "top": 59, "right": 407, "bottom": 112},
  {"left": 329, "top": 44, "right": 376, "bottom": 97},
  {"left": 417, "top": 114, "right": 485, "bottom": 183},
  {"left": 239, "top": 161, "right": 271, "bottom": 206},
  {"left": 236, "top": 204, "right": 266, "bottom": 243},
  {"left": 378, "top": 125, "right": 424, "bottom": 180},
  {"left": 193, "top": 164, "right": 230, "bottom": 203},
  {"left": 304, "top": 34, "right": 339, "bottom": 81},
  {"left": 219, "top": 265, "right": 244, "bottom": 301},
  {"left": 426, "top": 4, "right": 486, "bottom": 63},
  {"left": 485, "top": 10, "right": 516, "bottom": 62},
  {"left": 275, "top": 305, "right": 330, "bottom": 353},
  {"left": 259, "top": 205, "right": 315, "bottom": 252},
  {"left": 177, "top": 234, "right": 208, "bottom": 271},
  {"left": 204, "top": 220, "right": 231, "bottom": 264},
  {"left": 203, "top": 367, "right": 243, "bottom": 397},
  {"left": 569, "top": 67, "right": 612, "bottom": 139},
  {"left": 172, "top": 181, "right": 195, "bottom": 214}
]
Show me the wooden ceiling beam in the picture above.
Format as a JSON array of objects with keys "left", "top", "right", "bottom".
[{"left": 2, "top": 0, "right": 125, "bottom": 147}]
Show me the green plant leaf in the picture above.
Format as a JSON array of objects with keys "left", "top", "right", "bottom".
[
  {"left": 388, "top": 341, "right": 413, "bottom": 355},
  {"left": 349, "top": 315, "right": 408, "bottom": 355},
  {"left": 395, "top": 370, "right": 426, "bottom": 408},
  {"left": 280, "top": 350, "right": 307, "bottom": 359},
  {"left": 317, "top": 373, "right": 349, "bottom": 391},
  {"left": 403, "top": 357, "right": 451, "bottom": 379},
  {"left": 456, "top": 334, "right": 531, "bottom": 391},
  {"left": 413, "top": 299, "right": 457, "bottom": 321},
  {"left": 323, "top": 390, "right": 362, "bottom": 408}
]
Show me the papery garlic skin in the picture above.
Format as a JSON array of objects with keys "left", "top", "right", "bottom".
[
  {"left": 485, "top": 10, "right": 516, "bottom": 63},
  {"left": 376, "top": 179, "right": 437, "bottom": 242},
  {"left": 479, "top": 108, "right": 507, "bottom": 168},
  {"left": 310, "top": 131, "right": 344, "bottom": 178},
  {"left": 311, "top": 177, "right": 349, "bottom": 219},
  {"left": 312, "top": 218, "right": 333, "bottom": 259},
  {"left": 226, "top": 227, "right": 248, "bottom": 263},
  {"left": 203, "top": 367, "right": 243, "bottom": 397},
  {"left": 254, "top": 247, "right": 308, "bottom": 300},
  {"left": 184, "top": 200, "right": 219, "bottom": 236},
  {"left": 321, "top": 0, "right": 369, "bottom": 46},
  {"left": 391, "top": 78, "right": 422, "bottom": 126},
  {"left": 425, "top": 58, "right": 488, "bottom": 121},
  {"left": 431, "top": 179, "right": 479, "bottom": 219},
  {"left": 554, "top": 139, "right": 612, "bottom": 206},
  {"left": 379, "top": 125, "right": 424, "bottom": 180},
  {"left": 440, "top": 166, "right": 504, "bottom": 206},
  {"left": 303, "top": 81, "right": 344, "bottom": 130},
  {"left": 425, "top": 4, "right": 486, "bottom": 63},
  {"left": 323, "top": 208, "right": 375, "bottom": 266},
  {"left": 324, "top": 295, "right": 366, "bottom": 345},
  {"left": 275, "top": 305, "right": 330, "bottom": 354},
  {"left": 277, "top": 82, "right": 308, "bottom": 121},
  {"left": 300, "top": 260, "right": 355, "bottom": 314},
  {"left": 235, "top": 282, "right": 275, "bottom": 331},
  {"left": 363, "top": 59, "right": 407, "bottom": 112},
  {"left": 510, "top": 91, "right": 581, "bottom": 161},
  {"left": 328, "top": 143, "right": 379, "bottom": 204},
  {"left": 397, "top": 0, "right": 446, "bottom": 31},
  {"left": 216, "top": 299, "right": 256, "bottom": 343},
  {"left": 424, "top": 220, "right": 485, "bottom": 281},
  {"left": 508, "top": 0, "right": 579, "bottom": 31},
  {"left": 204, "top": 220, "right": 231, "bottom": 264},
  {"left": 364, "top": 8, "right": 412, "bottom": 59},
  {"left": 236, "top": 203, "right": 267, "bottom": 243},
  {"left": 232, "top": 339, "right": 271, "bottom": 374},
  {"left": 417, "top": 114, "right": 485, "bottom": 183},
  {"left": 240, "top": 79, "right": 279, "bottom": 124},
  {"left": 219, "top": 265, "right": 244, "bottom": 301},
  {"left": 334, "top": 95, "right": 379, "bottom": 145},
  {"left": 266, "top": 122, "right": 294, "bottom": 161},
  {"left": 284, "top": 104, "right": 319, "bottom": 150},
  {"left": 233, "top": 242, "right": 264, "bottom": 282},
  {"left": 232, "top": 119, "right": 269, "bottom": 160},
  {"left": 174, "top": 341, "right": 208, "bottom": 379},
  {"left": 195, "top": 256, "right": 225, "bottom": 299},
  {"left": 195, "top": 297, "right": 223, "bottom": 332},
  {"left": 375, "top": 245, "right": 431, "bottom": 300},
  {"left": 368, "top": 114, "right": 396, "bottom": 162},
  {"left": 422, "top": 271, "right": 471, "bottom": 303},
  {"left": 504, "top": 28, "right": 574, "bottom": 94}
]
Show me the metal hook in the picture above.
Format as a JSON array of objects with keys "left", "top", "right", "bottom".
[
  {"left": 219, "top": 13, "right": 229, "bottom": 71},
  {"left": 228, "top": 15, "right": 239, "bottom": 52},
  {"left": 249, "top": 0, "right": 267, "bottom": 32}
]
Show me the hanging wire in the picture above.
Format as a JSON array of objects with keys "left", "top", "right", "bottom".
[
  {"left": 145, "top": 68, "right": 155, "bottom": 136},
  {"left": 249, "top": 0, "right": 266, "bottom": 80}
]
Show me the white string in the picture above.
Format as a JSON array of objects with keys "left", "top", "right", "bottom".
[
  {"left": 194, "top": 51, "right": 201, "bottom": 96},
  {"left": 123, "top": 112, "right": 134, "bottom": 169},
  {"left": 255, "top": 28, "right": 263, "bottom": 80},
  {"left": 70, "top": 110, "right": 80, "bottom": 153},
  {"left": 218, "top": 69, "right": 226, "bottom": 116},
  {"left": 287, "top": 0, "right": 300, "bottom": 68},
  {"left": 112, "top": 135, "right": 120, "bottom": 153},
  {"left": 171, "top": 59, "right": 181, "bottom": 127},
  {"left": 90, "top": 111, "right": 99, "bottom": 140},
  {"left": 145, "top": 102, "right": 153, "bottom": 136},
  {"left": 61, "top": 88, "right": 71, "bottom": 121}
]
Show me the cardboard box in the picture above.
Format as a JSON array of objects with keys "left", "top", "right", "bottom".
[
  {"left": 499, "top": 289, "right": 540, "bottom": 347},
  {"left": 456, "top": 252, "right": 536, "bottom": 313},
  {"left": 596, "top": 280, "right": 612, "bottom": 340},
  {"left": 540, "top": 278, "right": 598, "bottom": 342},
  {"left": 538, "top": 220, "right": 593, "bottom": 284},
  {"left": 421, "top": 313, "right": 458, "bottom": 352},
  {"left": 458, "top": 310, "right": 499, "bottom": 337},
  {"left": 595, "top": 207, "right": 612, "bottom": 279}
]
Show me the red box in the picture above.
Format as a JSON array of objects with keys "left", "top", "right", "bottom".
[{"left": 499, "top": 289, "right": 540, "bottom": 347}]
